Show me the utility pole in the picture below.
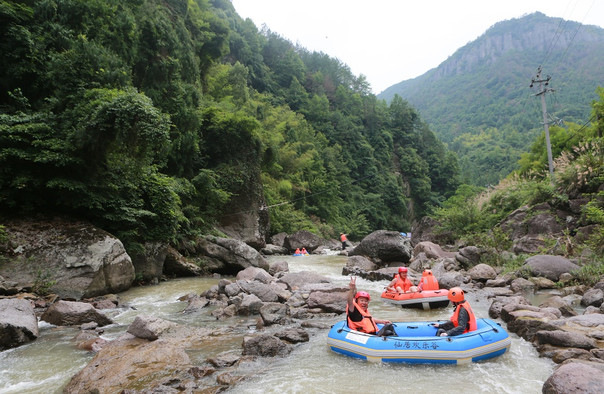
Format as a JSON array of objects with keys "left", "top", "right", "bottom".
[{"left": 530, "top": 67, "right": 555, "bottom": 182}]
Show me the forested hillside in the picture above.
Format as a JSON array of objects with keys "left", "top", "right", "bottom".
[
  {"left": 379, "top": 12, "right": 604, "bottom": 186},
  {"left": 0, "top": 0, "right": 460, "bottom": 250}
]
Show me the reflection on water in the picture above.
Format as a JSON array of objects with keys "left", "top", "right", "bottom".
[{"left": 0, "top": 254, "right": 554, "bottom": 394}]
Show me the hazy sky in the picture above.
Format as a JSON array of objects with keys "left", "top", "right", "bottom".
[{"left": 230, "top": 0, "right": 603, "bottom": 94}]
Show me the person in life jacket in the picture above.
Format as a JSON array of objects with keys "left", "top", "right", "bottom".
[
  {"left": 340, "top": 233, "right": 348, "bottom": 250},
  {"left": 417, "top": 269, "right": 439, "bottom": 291},
  {"left": 294, "top": 248, "right": 301, "bottom": 255},
  {"left": 347, "top": 276, "right": 391, "bottom": 334},
  {"left": 432, "top": 287, "right": 477, "bottom": 336},
  {"left": 301, "top": 247, "right": 308, "bottom": 255},
  {"left": 386, "top": 267, "right": 418, "bottom": 294}
]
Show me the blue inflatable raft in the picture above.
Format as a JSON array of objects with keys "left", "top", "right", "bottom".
[{"left": 327, "top": 318, "right": 511, "bottom": 364}]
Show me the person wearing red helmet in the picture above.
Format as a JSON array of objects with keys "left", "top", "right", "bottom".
[
  {"left": 432, "top": 287, "right": 477, "bottom": 336},
  {"left": 347, "top": 276, "right": 391, "bottom": 334},
  {"left": 386, "top": 267, "right": 418, "bottom": 294}
]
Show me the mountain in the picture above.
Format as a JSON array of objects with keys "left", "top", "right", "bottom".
[{"left": 378, "top": 12, "right": 604, "bottom": 186}]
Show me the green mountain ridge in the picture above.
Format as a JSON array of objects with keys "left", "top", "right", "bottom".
[{"left": 378, "top": 12, "right": 604, "bottom": 186}]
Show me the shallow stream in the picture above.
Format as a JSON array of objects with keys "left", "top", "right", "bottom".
[{"left": 0, "top": 254, "right": 554, "bottom": 393}]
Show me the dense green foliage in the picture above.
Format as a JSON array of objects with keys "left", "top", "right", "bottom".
[
  {"left": 379, "top": 12, "right": 604, "bottom": 187},
  {"left": 432, "top": 89, "right": 604, "bottom": 269},
  {"left": 0, "top": 0, "right": 460, "bottom": 246}
]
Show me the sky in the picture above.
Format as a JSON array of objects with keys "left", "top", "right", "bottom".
[{"left": 230, "top": 0, "right": 604, "bottom": 94}]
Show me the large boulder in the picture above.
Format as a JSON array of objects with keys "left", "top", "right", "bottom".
[
  {"left": 412, "top": 241, "right": 455, "bottom": 260},
  {"left": 41, "top": 300, "right": 113, "bottom": 327},
  {"left": 523, "top": 255, "right": 581, "bottom": 281},
  {"left": 410, "top": 216, "right": 454, "bottom": 246},
  {"left": 543, "top": 360, "right": 604, "bottom": 394},
  {"left": 0, "top": 218, "right": 135, "bottom": 299},
  {"left": 349, "top": 230, "right": 412, "bottom": 265},
  {"left": 0, "top": 298, "right": 39, "bottom": 350},
  {"left": 194, "top": 236, "right": 269, "bottom": 274},
  {"left": 130, "top": 242, "right": 169, "bottom": 283},
  {"left": 283, "top": 231, "right": 323, "bottom": 252}
]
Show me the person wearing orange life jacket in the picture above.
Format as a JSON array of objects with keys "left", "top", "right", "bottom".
[
  {"left": 301, "top": 247, "right": 308, "bottom": 255},
  {"left": 340, "top": 233, "right": 348, "bottom": 250},
  {"left": 294, "top": 248, "right": 301, "bottom": 255},
  {"left": 432, "top": 287, "right": 477, "bottom": 337},
  {"left": 386, "top": 267, "right": 418, "bottom": 294},
  {"left": 417, "top": 269, "right": 439, "bottom": 291},
  {"left": 347, "top": 276, "right": 391, "bottom": 334}
]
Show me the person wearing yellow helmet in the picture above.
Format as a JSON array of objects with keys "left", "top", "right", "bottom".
[
  {"left": 432, "top": 287, "right": 477, "bottom": 336},
  {"left": 347, "top": 276, "right": 391, "bottom": 334}
]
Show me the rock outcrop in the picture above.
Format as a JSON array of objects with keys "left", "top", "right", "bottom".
[{"left": 0, "top": 218, "right": 135, "bottom": 299}]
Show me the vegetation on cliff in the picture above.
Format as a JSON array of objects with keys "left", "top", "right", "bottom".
[{"left": 0, "top": 0, "right": 459, "bottom": 247}]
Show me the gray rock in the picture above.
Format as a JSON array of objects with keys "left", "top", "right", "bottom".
[
  {"left": 523, "top": 255, "right": 580, "bottom": 281},
  {"left": 41, "top": 300, "right": 113, "bottom": 327},
  {"left": 259, "top": 302, "right": 289, "bottom": 325},
  {"left": 0, "top": 218, "right": 135, "bottom": 299},
  {"left": 274, "top": 327, "right": 309, "bottom": 343},
  {"left": 242, "top": 334, "right": 292, "bottom": 357},
  {"left": 543, "top": 360, "right": 604, "bottom": 393},
  {"left": 239, "top": 293, "right": 263, "bottom": 315},
  {"left": 412, "top": 242, "right": 456, "bottom": 260},
  {"left": 0, "top": 298, "right": 39, "bottom": 350},
  {"left": 468, "top": 263, "right": 497, "bottom": 282},
  {"left": 236, "top": 266, "right": 273, "bottom": 284},
  {"left": 510, "top": 277, "right": 536, "bottom": 294},
  {"left": 130, "top": 242, "right": 169, "bottom": 283},
  {"left": 127, "top": 315, "right": 176, "bottom": 340},
  {"left": 580, "top": 288, "right": 603, "bottom": 307},
  {"left": 268, "top": 260, "right": 289, "bottom": 276},
  {"left": 277, "top": 271, "right": 331, "bottom": 290},
  {"left": 349, "top": 230, "right": 412, "bottom": 265},
  {"left": 283, "top": 230, "right": 323, "bottom": 253},
  {"left": 536, "top": 330, "right": 596, "bottom": 349}
]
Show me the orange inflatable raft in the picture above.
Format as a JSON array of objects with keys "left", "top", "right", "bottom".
[{"left": 381, "top": 269, "right": 449, "bottom": 310}]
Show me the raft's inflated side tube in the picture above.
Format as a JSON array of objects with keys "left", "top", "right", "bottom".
[
  {"left": 327, "top": 318, "right": 511, "bottom": 364},
  {"left": 381, "top": 289, "right": 450, "bottom": 310}
]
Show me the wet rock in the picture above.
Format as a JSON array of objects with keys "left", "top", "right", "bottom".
[
  {"left": 182, "top": 296, "right": 210, "bottom": 314},
  {"left": 485, "top": 278, "right": 508, "bottom": 287},
  {"left": 275, "top": 327, "right": 309, "bottom": 344},
  {"left": 237, "top": 281, "right": 279, "bottom": 302},
  {"left": 0, "top": 298, "right": 39, "bottom": 350},
  {"left": 242, "top": 334, "right": 292, "bottom": 357},
  {"left": 207, "top": 352, "right": 241, "bottom": 368},
  {"left": 542, "top": 360, "right": 604, "bottom": 394},
  {"left": 41, "top": 300, "right": 113, "bottom": 327},
  {"left": 195, "top": 236, "right": 270, "bottom": 272},
  {"left": 239, "top": 294, "right": 263, "bottom": 315},
  {"left": 259, "top": 302, "right": 289, "bottom": 326},
  {"left": 127, "top": 315, "right": 177, "bottom": 341}
]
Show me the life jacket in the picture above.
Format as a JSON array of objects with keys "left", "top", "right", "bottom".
[
  {"left": 346, "top": 300, "right": 378, "bottom": 334},
  {"left": 301, "top": 248, "right": 308, "bottom": 255},
  {"left": 419, "top": 271, "right": 439, "bottom": 290},
  {"left": 451, "top": 301, "right": 477, "bottom": 333},
  {"left": 294, "top": 248, "right": 301, "bottom": 254},
  {"left": 340, "top": 234, "right": 348, "bottom": 242},
  {"left": 394, "top": 274, "right": 413, "bottom": 292}
]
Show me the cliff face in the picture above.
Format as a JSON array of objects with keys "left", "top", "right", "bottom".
[{"left": 434, "top": 13, "right": 604, "bottom": 79}]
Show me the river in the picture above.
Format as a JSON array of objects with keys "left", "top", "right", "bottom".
[{"left": 0, "top": 254, "right": 554, "bottom": 393}]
